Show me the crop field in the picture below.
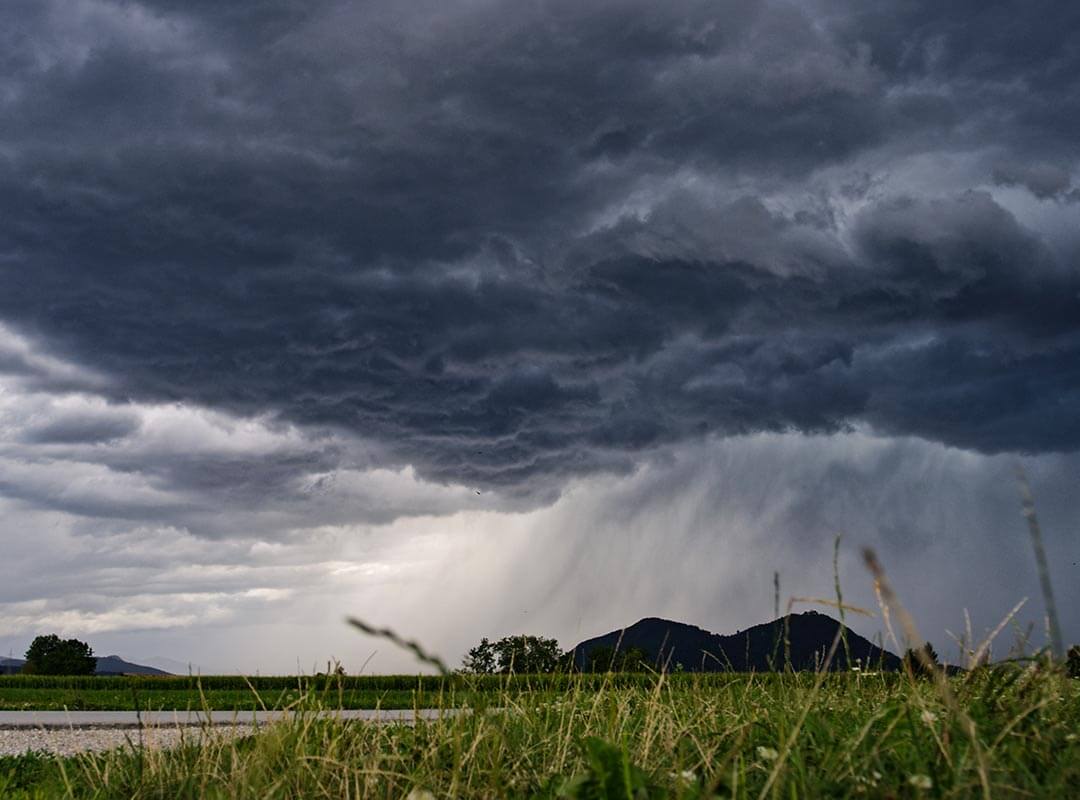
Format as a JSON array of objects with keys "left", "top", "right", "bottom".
[
  {"left": 0, "top": 673, "right": 865, "bottom": 712},
  {"left": 3, "top": 666, "right": 1078, "bottom": 799},
  {"left": 0, "top": 674, "right": 433, "bottom": 712},
  {"left": 0, "top": 686, "right": 425, "bottom": 712},
  {"left": 1, "top": 673, "right": 741, "bottom": 711}
]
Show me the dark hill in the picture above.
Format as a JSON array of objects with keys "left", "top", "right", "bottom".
[
  {"left": 93, "top": 655, "right": 171, "bottom": 676},
  {"left": 0, "top": 655, "right": 170, "bottom": 676},
  {"left": 569, "top": 611, "right": 901, "bottom": 672}
]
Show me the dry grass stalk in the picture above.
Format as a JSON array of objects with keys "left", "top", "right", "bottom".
[
  {"left": 1015, "top": 464, "right": 1064, "bottom": 659},
  {"left": 345, "top": 618, "right": 450, "bottom": 676},
  {"left": 862, "top": 547, "right": 992, "bottom": 800}
]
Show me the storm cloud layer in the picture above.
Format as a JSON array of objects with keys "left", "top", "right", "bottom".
[
  {"left": 1, "top": 1, "right": 1078, "bottom": 668},
  {"left": 2, "top": 0, "right": 1078, "bottom": 494}
]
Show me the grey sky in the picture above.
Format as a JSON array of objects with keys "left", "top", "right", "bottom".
[{"left": 0, "top": 0, "right": 1077, "bottom": 672}]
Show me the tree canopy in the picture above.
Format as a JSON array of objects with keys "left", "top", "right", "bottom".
[
  {"left": 462, "top": 635, "right": 563, "bottom": 674},
  {"left": 584, "top": 645, "right": 653, "bottom": 673},
  {"left": 23, "top": 634, "right": 96, "bottom": 675},
  {"left": 462, "top": 635, "right": 657, "bottom": 674}
]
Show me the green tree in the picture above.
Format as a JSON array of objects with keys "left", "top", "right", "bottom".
[
  {"left": 461, "top": 635, "right": 563, "bottom": 674},
  {"left": 901, "top": 642, "right": 940, "bottom": 679},
  {"left": 493, "top": 635, "right": 562, "bottom": 673},
  {"left": 461, "top": 638, "right": 497, "bottom": 674},
  {"left": 586, "top": 645, "right": 652, "bottom": 673},
  {"left": 22, "top": 634, "right": 96, "bottom": 675}
]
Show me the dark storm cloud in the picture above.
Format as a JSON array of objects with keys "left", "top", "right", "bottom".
[
  {"left": 1, "top": 0, "right": 1078, "bottom": 493},
  {"left": 992, "top": 162, "right": 1077, "bottom": 201},
  {"left": 21, "top": 409, "right": 140, "bottom": 444}
]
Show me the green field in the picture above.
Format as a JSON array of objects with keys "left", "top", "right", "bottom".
[
  {"left": 3, "top": 667, "right": 1078, "bottom": 798},
  {"left": 0, "top": 673, "right": 738, "bottom": 711},
  {"left": 0, "top": 687, "right": 426, "bottom": 712}
]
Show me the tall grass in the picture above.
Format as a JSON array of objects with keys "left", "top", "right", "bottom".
[{"left": 4, "top": 667, "right": 1078, "bottom": 798}]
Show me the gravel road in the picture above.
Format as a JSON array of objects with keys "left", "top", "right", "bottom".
[
  {"left": 0, "top": 709, "right": 454, "bottom": 756},
  {"left": 0, "top": 708, "right": 442, "bottom": 728},
  {"left": 0, "top": 724, "right": 255, "bottom": 756}
]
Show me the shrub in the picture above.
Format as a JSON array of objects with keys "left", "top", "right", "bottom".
[
  {"left": 901, "top": 642, "right": 940, "bottom": 679},
  {"left": 1067, "top": 645, "right": 1080, "bottom": 678},
  {"left": 585, "top": 645, "right": 653, "bottom": 673}
]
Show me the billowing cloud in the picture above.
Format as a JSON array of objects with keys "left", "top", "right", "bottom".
[
  {"left": 1, "top": 0, "right": 1077, "bottom": 491},
  {"left": 0, "top": 0, "right": 1078, "bottom": 668}
]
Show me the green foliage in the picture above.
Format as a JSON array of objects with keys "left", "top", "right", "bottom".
[
  {"left": 22, "top": 634, "right": 96, "bottom": 675},
  {"left": 559, "top": 737, "right": 719, "bottom": 800},
  {"left": 0, "top": 752, "right": 66, "bottom": 798},
  {"left": 0, "top": 670, "right": 918, "bottom": 709},
  {"left": 558, "top": 738, "right": 653, "bottom": 799},
  {"left": 0, "top": 672, "right": 742, "bottom": 695},
  {"left": 462, "top": 637, "right": 497, "bottom": 674},
  {"left": 1068, "top": 645, "right": 1080, "bottom": 679},
  {"left": 901, "top": 642, "right": 940, "bottom": 679},
  {"left": 461, "top": 634, "right": 564, "bottom": 673},
  {"left": 494, "top": 635, "right": 563, "bottom": 673},
  {"left": 0, "top": 686, "right": 424, "bottom": 711},
  {"left": 585, "top": 645, "right": 653, "bottom": 673}
]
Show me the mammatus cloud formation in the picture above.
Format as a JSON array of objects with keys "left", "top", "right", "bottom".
[{"left": 0, "top": 0, "right": 1077, "bottom": 669}]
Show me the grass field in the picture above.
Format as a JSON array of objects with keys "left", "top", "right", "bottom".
[
  {"left": 0, "top": 687, "right": 429, "bottom": 712},
  {"left": 3, "top": 666, "right": 1078, "bottom": 799},
  {"left": 0, "top": 673, "right": 742, "bottom": 711}
]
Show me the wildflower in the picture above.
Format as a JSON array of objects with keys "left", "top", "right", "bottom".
[
  {"left": 756, "top": 746, "right": 779, "bottom": 761},
  {"left": 853, "top": 770, "right": 882, "bottom": 788},
  {"left": 908, "top": 774, "right": 933, "bottom": 790},
  {"left": 920, "top": 710, "right": 938, "bottom": 724},
  {"left": 670, "top": 770, "right": 697, "bottom": 783}
]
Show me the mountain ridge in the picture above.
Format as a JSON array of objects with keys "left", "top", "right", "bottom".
[{"left": 569, "top": 611, "right": 902, "bottom": 672}]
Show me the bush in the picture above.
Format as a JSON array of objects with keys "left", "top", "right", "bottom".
[
  {"left": 585, "top": 645, "right": 653, "bottom": 673},
  {"left": 901, "top": 642, "right": 940, "bottom": 679},
  {"left": 1067, "top": 645, "right": 1080, "bottom": 678}
]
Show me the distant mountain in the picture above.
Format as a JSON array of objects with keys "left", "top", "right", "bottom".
[
  {"left": 568, "top": 611, "right": 902, "bottom": 672},
  {"left": 93, "top": 655, "right": 172, "bottom": 675},
  {"left": 0, "top": 655, "right": 171, "bottom": 676}
]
